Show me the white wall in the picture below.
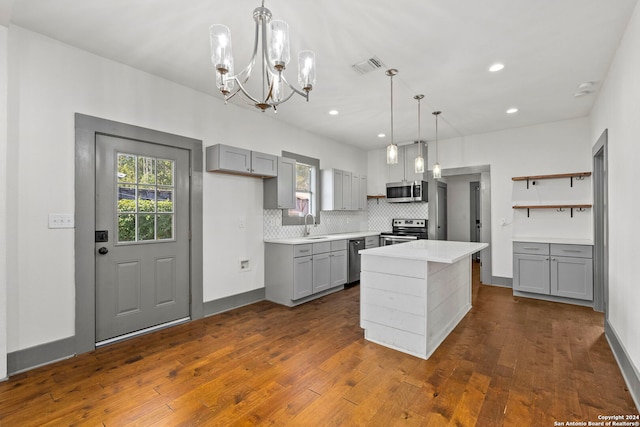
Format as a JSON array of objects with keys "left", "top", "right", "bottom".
[
  {"left": 590, "top": 0, "right": 640, "bottom": 394},
  {"left": 446, "top": 174, "right": 481, "bottom": 242},
  {"left": 0, "top": 25, "right": 8, "bottom": 379},
  {"left": 425, "top": 118, "right": 592, "bottom": 279},
  {"left": 5, "top": 26, "right": 367, "bottom": 353}
]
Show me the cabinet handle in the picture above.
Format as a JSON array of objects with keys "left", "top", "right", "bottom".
[
  {"left": 562, "top": 250, "right": 581, "bottom": 253},
  {"left": 523, "top": 247, "right": 540, "bottom": 250}
]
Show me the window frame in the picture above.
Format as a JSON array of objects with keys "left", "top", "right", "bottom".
[{"left": 281, "top": 151, "right": 321, "bottom": 226}]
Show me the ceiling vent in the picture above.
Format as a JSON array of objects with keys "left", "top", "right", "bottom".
[{"left": 352, "top": 56, "right": 386, "bottom": 75}]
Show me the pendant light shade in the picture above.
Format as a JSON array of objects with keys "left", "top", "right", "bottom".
[
  {"left": 414, "top": 94, "right": 425, "bottom": 174},
  {"left": 386, "top": 69, "right": 398, "bottom": 164},
  {"left": 432, "top": 111, "right": 442, "bottom": 179},
  {"left": 387, "top": 143, "right": 399, "bottom": 164}
]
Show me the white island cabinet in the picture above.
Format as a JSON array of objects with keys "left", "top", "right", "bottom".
[{"left": 359, "top": 240, "right": 488, "bottom": 360}]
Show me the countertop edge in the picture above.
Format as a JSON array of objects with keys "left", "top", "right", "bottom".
[
  {"left": 512, "top": 236, "right": 594, "bottom": 245},
  {"left": 360, "top": 241, "right": 488, "bottom": 264},
  {"left": 265, "top": 231, "right": 381, "bottom": 245}
]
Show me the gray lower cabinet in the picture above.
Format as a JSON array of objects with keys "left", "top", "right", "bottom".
[
  {"left": 513, "top": 242, "right": 593, "bottom": 302},
  {"left": 293, "top": 255, "right": 313, "bottom": 299},
  {"left": 265, "top": 240, "right": 348, "bottom": 307}
]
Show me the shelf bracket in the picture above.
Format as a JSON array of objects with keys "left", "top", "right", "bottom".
[{"left": 571, "top": 207, "right": 574, "bottom": 218}]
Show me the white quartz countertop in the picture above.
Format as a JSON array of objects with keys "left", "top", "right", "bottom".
[
  {"left": 359, "top": 240, "right": 489, "bottom": 264},
  {"left": 512, "top": 236, "right": 594, "bottom": 245},
  {"left": 265, "top": 231, "right": 381, "bottom": 245}
]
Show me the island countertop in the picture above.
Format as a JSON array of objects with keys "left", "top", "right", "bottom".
[{"left": 359, "top": 240, "right": 488, "bottom": 264}]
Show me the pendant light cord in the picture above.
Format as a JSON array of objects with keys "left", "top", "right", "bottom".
[{"left": 390, "top": 74, "right": 394, "bottom": 145}]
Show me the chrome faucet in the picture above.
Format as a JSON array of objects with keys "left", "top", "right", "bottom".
[{"left": 304, "top": 213, "right": 316, "bottom": 236}]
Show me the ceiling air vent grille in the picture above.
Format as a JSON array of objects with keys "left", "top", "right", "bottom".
[{"left": 352, "top": 56, "right": 386, "bottom": 75}]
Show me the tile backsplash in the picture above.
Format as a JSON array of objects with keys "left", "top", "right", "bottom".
[
  {"left": 263, "top": 209, "right": 368, "bottom": 240},
  {"left": 367, "top": 199, "right": 429, "bottom": 231},
  {"left": 263, "top": 199, "right": 428, "bottom": 239}
]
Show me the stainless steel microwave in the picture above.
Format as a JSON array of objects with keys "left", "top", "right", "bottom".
[{"left": 386, "top": 180, "right": 428, "bottom": 203}]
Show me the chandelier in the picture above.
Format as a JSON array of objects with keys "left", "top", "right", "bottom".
[
  {"left": 386, "top": 69, "right": 399, "bottom": 164},
  {"left": 209, "top": 0, "right": 316, "bottom": 112}
]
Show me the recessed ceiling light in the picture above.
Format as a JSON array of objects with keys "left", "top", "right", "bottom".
[
  {"left": 378, "top": 133, "right": 386, "bottom": 138},
  {"left": 506, "top": 107, "right": 519, "bottom": 114},
  {"left": 489, "top": 63, "right": 505, "bottom": 72},
  {"left": 574, "top": 90, "right": 592, "bottom": 98},
  {"left": 328, "top": 110, "right": 339, "bottom": 115}
]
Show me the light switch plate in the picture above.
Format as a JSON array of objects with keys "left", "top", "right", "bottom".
[{"left": 49, "top": 213, "right": 75, "bottom": 229}]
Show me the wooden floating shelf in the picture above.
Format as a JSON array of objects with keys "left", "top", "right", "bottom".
[
  {"left": 513, "top": 204, "right": 592, "bottom": 218},
  {"left": 512, "top": 172, "right": 592, "bottom": 189},
  {"left": 512, "top": 172, "right": 591, "bottom": 181},
  {"left": 367, "top": 195, "right": 386, "bottom": 199}
]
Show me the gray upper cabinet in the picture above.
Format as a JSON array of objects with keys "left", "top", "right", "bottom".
[
  {"left": 321, "top": 168, "right": 365, "bottom": 211},
  {"left": 264, "top": 156, "right": 296, "bottom": 209},
  {"left": 206, "top": 144, "right": 277, "bottom": 177},
  {"left": 251, "top": 151, "right": 278, "bottom": 177}
]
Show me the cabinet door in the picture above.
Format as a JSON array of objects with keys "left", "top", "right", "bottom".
[
  {"left": 251, "top": 151, "right": 277, "bottom": 177},
  {"left": 513, "top": 254, "right": 550, "bottom": 294},
  {"left": 312, "top": 253, "right": 331, "bottom": 293},
  {"left": 551, "top": 256, "right": 593, "bottom": 300},
  {"left": 330, "top": 250, "right": 348, "bottom": 287},
  {"left": 359, "top": 175, "right": 367, "bottom": 210},
  {"left": 333, "top": 169, "right": 344, "bottom": 210},
  {"left": 263, "top": 156, "right": 296, "bottom": 209},
  {"left": 342, "top": 171, "right": 352, "bottom": 210},
  {"left": 276, "top": 157, "right": 296, "bottom": 209},
  {"left": 293, "top": 256, "right": 313, "bottom": 300},
  {"left": 218, "top": 145, "right": 251, "bottom": 173},
  {"left": 351, "top": 174, "right": 360, "bottom": 211}
]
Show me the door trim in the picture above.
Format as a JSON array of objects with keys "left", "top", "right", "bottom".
[
  {"left": 428, "top": 165, "right": 492, "bottom": 283},
  {"left": 75, "top": 113, "right": 203, "bottom": 355},
  {"left": 592, "top": 129, "right": 608, "bottom": 314}
]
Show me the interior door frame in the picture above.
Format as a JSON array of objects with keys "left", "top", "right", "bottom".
[
  {"left": 592, "top": 129, "right": 608, "bottom": 314},
  {"left": 75, "top": 113, "right": 203, "bottom": 355},
  {"left": 428, "top": 165, "right": 492, "bottom": 283}
]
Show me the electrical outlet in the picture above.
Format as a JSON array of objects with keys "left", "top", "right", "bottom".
[
  {"left": 239, "top": 218, "right": 246, "bottom": 228},
  {"left": 48, "top": 213, "right": 75, "bottom": 229},
  {"left": 239, "top": 259, "right": 251, "bottom": 272}
]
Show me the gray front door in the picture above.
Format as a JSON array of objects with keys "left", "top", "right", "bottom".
[{"left": 95, "top": 134, "right": 190, "bottom": 342}]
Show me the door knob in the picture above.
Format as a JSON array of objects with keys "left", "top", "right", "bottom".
[{"left": 98, "top": 247, "right": 109, "bottom": 255}]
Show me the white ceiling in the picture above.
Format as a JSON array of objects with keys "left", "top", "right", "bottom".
[{"left": 4, "top": 0, "right": 638, "bottom": 150}]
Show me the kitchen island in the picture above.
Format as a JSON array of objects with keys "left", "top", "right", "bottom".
[{"left": 359, "top": 240, "right": 488, "bottom": 359}]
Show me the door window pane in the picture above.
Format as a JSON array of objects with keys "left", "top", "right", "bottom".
[
  {"left": 116, "top": 152, "right": 175, "bottom": 243},
  {"left": 118, "top": 214, "right": 136, "bottom": 242},
  {"left": 138, "top": 214, "right": 156, "bottom": 241},
  {"left": 157, "top": 159, "right": 173, "bottom": 186},
  {"left": 157, "top": 214, "right": 174, "bottom": 240}
]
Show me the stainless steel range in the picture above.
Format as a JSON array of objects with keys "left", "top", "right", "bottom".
[{"left": 379, "top": 218, "right": 428, "bottom": 246}]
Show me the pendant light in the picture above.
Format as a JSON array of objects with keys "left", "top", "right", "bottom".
[
  {"left": 386, "top": 69, "right": 398, "bottom": 164},
  {"left": 414, "top": 94, "right": 425, "bottom": 174},
  {"left": 432, "top": 111, "right": 442, "bottom": 179}
]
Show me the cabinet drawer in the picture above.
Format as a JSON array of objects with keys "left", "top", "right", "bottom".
[
  {"left": 294, "top": 244, "right": 313, "bottom": 258},
  {"left": 551, "top": 244, "right": 592, "bottom": 259},
  {"left": 331, "top": 240, "right": 347, "bottom": 251},
  {"left": 513, "top": 242, "right": 549, "bottom": 255},
  {"left": 365, "top": 236, "right": 380, "bottom": 248},
  {"left": 313, "top": 241, "right": 331, "bottom": 254}
]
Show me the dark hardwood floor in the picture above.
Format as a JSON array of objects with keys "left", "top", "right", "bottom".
[{"left": 0, "top": 262, "right": 637, "bottom": 426}]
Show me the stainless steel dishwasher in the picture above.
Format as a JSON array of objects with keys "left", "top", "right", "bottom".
[{"left": 348, "top": 238, "right": 365, "bottom": 283}]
